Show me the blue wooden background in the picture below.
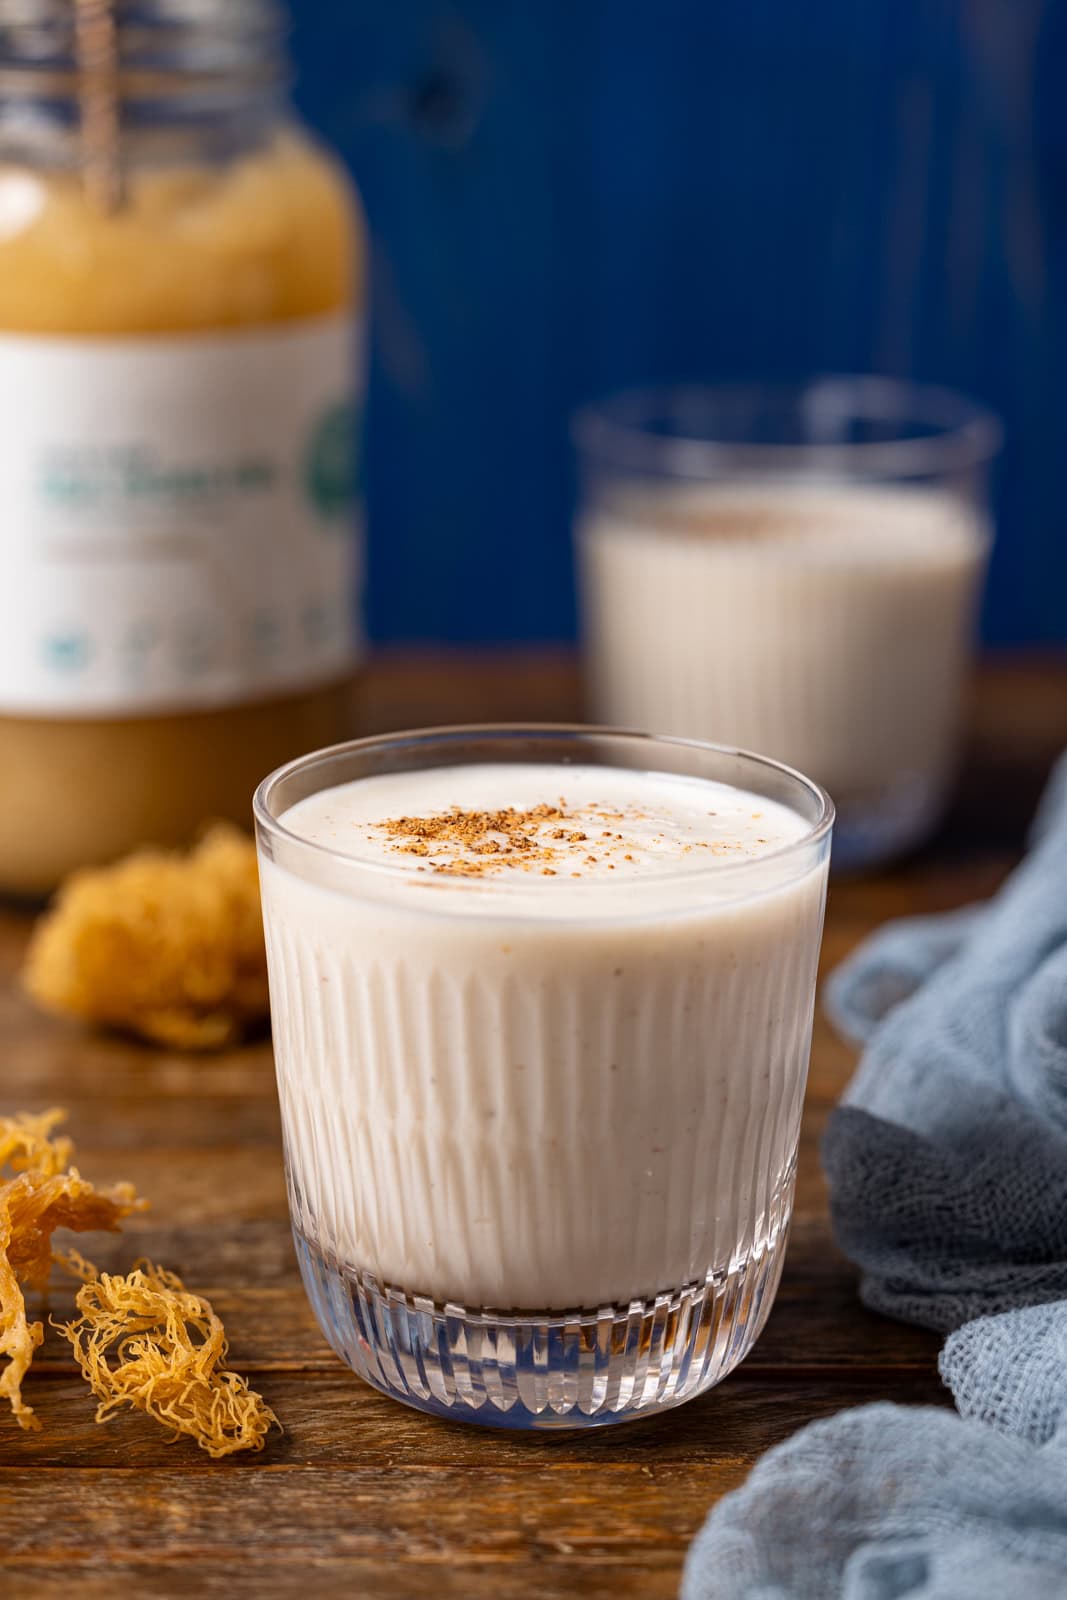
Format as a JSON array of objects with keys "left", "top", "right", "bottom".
[{"left": 290, "top": 1, "right": 1067, "bottom": 647}]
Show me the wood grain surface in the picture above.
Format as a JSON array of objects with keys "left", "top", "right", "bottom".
[{"left": 1, "top": 651, "right": 1065, "bottom": 1599}]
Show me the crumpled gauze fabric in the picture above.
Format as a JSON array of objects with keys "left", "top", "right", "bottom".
[{"left": 681, "top": 753, "right": 1067, "bottom": 1600}]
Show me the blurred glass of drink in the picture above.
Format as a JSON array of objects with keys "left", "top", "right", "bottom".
[{"left": 575, "top": 377, "right": 1002, "bottom": 869}]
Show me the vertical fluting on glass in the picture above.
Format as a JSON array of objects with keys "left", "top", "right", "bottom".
[
  {"left": 255, "top": 726, "right": 832, "bottom": 1430},
  {"left": 262, "top": 856, "right": 824, "bottom": 1427}
]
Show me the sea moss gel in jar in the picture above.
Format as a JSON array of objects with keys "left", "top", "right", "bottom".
[{"left": 0, "top": 0, "right": 365, "bottom": 895}]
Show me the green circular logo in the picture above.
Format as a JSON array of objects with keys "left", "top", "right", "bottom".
[{"left": 305, "top": 402, "right": 360, "bottom": 522}]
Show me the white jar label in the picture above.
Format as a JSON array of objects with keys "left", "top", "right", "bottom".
[{"left": 0, "top": 314, "right": 364, "bottom": 715}]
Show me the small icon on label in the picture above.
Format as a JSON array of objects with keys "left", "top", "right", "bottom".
[
  {"left": 250, "top": 611, "right": 283, "bottom": 661},
  {"left": 119, "top": 620, "right": 159, "bottom": 687},
  {"left": 42, "top": 629, "right": 91, "bottom": 675},
  {"left": 304, "top": 402, "right": 359, "bottom": 522},
  {"left": 121, "top": 620, "right": 159, "bottom": 657},
  {"left": 176, "top": 617, "right": 221, "bottom": 678},
  {"left": 302, "top": 600, "right": 333, "bottom": 648}
]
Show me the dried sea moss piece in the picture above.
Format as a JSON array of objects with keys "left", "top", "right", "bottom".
[
  {"left": 4, "top": 1167, "right": 140, "bottom": 1298},
  {"left": 0, "top": 1202, "right": 42, "bottom": 1430},
  {"left": 0, "top": 1111, "right": 275, "bottom": 1454},
  {"left": 0, "top": 1110, "right": 142, "bottom": 1430},
  {"left": 57, "top": 1260, "right": 279, "bottom": 1458},
  {"left": 0, "top": 1107, "right": 73, "bottom": 1178},
  {"left": 23, "top": 824, "right": 268, "bottom": 1050}
]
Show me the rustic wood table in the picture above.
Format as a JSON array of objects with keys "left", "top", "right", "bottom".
[{"left": 2, "top": 652, "right": 1065, "bottom": 1599}]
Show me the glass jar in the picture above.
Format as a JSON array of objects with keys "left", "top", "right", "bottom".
[{"left": 0, "top": 0, "right": 366, "bottom": 895}]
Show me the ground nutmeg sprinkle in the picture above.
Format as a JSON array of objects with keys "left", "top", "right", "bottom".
[
  {"left": 374, "top": 803, "right": 570, "bottom": 876},
  {"left": 371, "top": 800, "right": 751, "bottom": 878}
]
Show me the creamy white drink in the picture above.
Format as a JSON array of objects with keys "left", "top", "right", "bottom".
[
  {"left": 579, "top": 481, "right": 987, "bottom": 865},
  {"left": 260, "top": 759, "right": 829, "bottom": 1325}
]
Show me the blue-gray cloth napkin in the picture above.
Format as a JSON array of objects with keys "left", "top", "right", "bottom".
[{"left": 682, "top": 754, "right": 1067, "bottom": 1600}]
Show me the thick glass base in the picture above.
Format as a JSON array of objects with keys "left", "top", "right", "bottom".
[{"left": 293, "top": 1227, "right": 789, "bottom": 1430}]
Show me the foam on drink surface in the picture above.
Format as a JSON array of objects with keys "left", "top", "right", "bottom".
[{"left": 279, "top": 762, "right": 807, "bottom": 887}]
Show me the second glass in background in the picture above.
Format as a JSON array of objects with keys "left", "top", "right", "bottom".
[{"left": 575, "top": 378, "right": 1002, "bottom": 868}]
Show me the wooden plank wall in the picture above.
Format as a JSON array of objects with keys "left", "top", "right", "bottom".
[{"left": 290, "top": 1, "right": 1067, "bottom": 647}]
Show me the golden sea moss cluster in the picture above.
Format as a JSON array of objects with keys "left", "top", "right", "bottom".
[
  {"left": 0, "top": 1110, "right": 278, "bottom": 1455},
  {"left": 23, "top": 825, "right": 268, "bottom": 1050},
  {"left": 60, "top": 1260, "right": 278, "bottom": 1459},
  {"left": 0, "top": 1109, "right": 140, "bottom": 1430}
]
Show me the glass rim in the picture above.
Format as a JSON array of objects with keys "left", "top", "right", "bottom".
[
  {"left": 253, "top": 723, "right": 835, "bottom": 897},
  {"left": 572, "top": 375, "right": 1003, "bottom": 481}
]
